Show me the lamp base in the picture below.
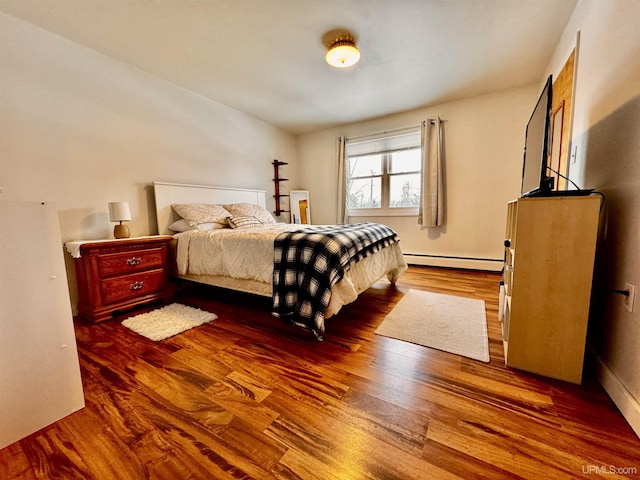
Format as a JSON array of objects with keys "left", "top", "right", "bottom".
[{"left": 114, "top": 223, "right": 130, "bottom": 239}]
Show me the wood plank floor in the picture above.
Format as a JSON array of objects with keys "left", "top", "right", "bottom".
[{"left": 2, "top": 266, "right": 639, "bottom": 479}]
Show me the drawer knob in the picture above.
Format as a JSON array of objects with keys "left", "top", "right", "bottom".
[
  {"left": 126, "top": 257, "right": 142, "bottom": 266},
  {"left": 129, "top": 281, "right": 145, "bottom": 291}
]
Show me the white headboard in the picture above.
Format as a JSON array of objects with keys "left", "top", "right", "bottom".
[{"left": 153, "top": 181, "right": 267, "bottom": 235}]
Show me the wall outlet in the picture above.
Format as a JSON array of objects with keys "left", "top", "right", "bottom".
[
  {"left": 571, "top": 145, "right": 578, "bottom": 164},
  {"left": 624, "top": 282, "right": 635, "bottom": 312}
]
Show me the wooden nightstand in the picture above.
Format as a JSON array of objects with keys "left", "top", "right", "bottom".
[{"left": 69, "top": 236, "right": 175, "bottom": 323}]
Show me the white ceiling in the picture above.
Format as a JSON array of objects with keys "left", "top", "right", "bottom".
[{"left": 0, "top": 0, "right": 578, "bottom": 135}]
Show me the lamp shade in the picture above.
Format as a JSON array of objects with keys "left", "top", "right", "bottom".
[{"left": 108, "top": 202, "right": 131, "bottom": 222}]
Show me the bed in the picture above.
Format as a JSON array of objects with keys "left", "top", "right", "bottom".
[{"left": 153, "top": 181, "right": 407, "bottom": 339}]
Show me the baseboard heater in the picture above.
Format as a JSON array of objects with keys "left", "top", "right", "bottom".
[{"left": 403, "top": 253, "right": 503, "bottom": 272}]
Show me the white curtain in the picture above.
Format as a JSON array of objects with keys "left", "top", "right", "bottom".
[
  {"left": 335, "top": 136, "right": 348, "bottom": 224},
  {"left": 418, "top": 118, "right": 445, "bottom": 227}
]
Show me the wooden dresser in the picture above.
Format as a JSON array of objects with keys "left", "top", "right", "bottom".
[
  {"left": 72, "top": 236, "right": 175, "bottom": 322},
  {"left": 501, "top": 195, "right": 600, "bottom": 383}
]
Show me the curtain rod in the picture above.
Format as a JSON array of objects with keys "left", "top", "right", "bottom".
[{"left": 345, "top": 120, "right": 436, "bottom": 143}]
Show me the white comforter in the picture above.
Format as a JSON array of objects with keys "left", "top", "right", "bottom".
[{"left": 175, "top": 223, "right": 302, "bottom": 281}]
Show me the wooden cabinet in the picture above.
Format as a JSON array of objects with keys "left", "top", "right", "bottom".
[
  {"left": 72, "top": 236, "right": 175, "bottom": 322},
  {"left": 501, "top": 195, "right": 600, "bottom": 384}
]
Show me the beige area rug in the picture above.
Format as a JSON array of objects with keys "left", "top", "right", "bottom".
[
  {"left": 122, "top": 303, "right": 217, "bottom": 341},
  {"left": 375, "top": 290, "right": 490, "bottom": 362}
]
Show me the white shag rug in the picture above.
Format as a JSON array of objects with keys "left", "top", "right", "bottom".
[
  {"left": 375, "top": 289, "right": 490, "bottom": 362},
  {"left": 122, "top": 303, "right": 217, "bottom": 341}
]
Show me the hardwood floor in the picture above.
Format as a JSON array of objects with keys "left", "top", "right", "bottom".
[{"left": 2, "top": 266, "right": 639, "bottom": 479}]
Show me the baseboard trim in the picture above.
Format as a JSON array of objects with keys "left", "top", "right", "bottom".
[
  {"left": 404, "top": 254, "right": 503, "bottom": 272},
  {"left": 596, "top": 356, "right": 640, "bottom": 438}
]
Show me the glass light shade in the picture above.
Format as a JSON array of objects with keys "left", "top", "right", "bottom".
[{"left": 326, "top": 41, "right": 360, "bottom": 68}]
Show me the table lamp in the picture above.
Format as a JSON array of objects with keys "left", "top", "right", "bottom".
[{"left": 108, "top": 202, "right": 132, "bottom": 239}]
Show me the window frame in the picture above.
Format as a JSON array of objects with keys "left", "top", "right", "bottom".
[{"left": 346, "top": 146, "right": 421, "bottom": 217}]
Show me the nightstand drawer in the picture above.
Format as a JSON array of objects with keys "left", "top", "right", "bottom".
[
  {"left": 100, "top": 269, "right": 166, "bottom": 305},
  {"left": 97, "top": 247, "right": 165, "bottom": 276}
]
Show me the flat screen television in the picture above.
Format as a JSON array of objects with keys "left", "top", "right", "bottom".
[{"left": 521, "top": 75, "right": 553, "bottom": 197}]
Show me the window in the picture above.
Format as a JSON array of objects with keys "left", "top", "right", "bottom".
[{"left": 346, "top": 130, "right": 421, "bottom": 216}]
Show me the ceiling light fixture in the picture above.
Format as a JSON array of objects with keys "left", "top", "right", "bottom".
[{"left": 325, "top": 34, "right": 360, "bottom": 68}]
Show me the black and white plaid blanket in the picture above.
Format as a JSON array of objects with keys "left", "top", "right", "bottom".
[{"left": 272, "top": 222, "right": 399, "bottom": 340}]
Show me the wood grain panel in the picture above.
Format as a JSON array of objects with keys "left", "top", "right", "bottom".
[{"left": 551, "top": 49, "right": 575, "bottom": 190}]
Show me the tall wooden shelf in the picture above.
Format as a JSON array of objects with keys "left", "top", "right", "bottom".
[
  {"left": 501, "top": 195, "right": 600, "bottom": 384},
  {"left": 272, "top": 159, "right": 289, "bottom": 216}
]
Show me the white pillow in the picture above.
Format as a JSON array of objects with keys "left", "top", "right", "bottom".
[
  {"left": 172, "top": 203, "right": 231, "bottom": 227},
  {"left": 224, "top": 203, "right": 276, "bottom": 224},
  {"left": 168, "top": 219, "right": 194, "bottom": 232},
  {"left": 228, "top": 216, "right": 263, "bottom": 229},
  {"left": 196, "top": 222, "right": 227, "bottom": 231},
  {"left": 169, "top": 219, "right": 228, "bottom": 232}
]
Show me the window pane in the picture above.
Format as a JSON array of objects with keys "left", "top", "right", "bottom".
[
  {"left": 348, "top": 154, "right": 382, "bottom": 178},
  {"left": 347, "top": 177, "right": 381, "bottom": 208},
  {"left": 390, "top": 149, "right": 421, "bottom": 173},
  {"left": 389, "top": 173, "right": 420, "bottom": 207}
]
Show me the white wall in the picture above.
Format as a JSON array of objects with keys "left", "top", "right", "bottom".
[
  {"left": 0, "top": 12, "right": 297, "bottom": 309},
  {"left": 296, "top": 85, "right": 538, "bottom": 270},
  {"left": 546, "top": 0, "right": 640, "bottom": 436}
]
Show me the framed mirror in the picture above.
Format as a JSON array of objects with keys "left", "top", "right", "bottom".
[{"left": 289, "top": 190, "right": 311, "bottom": 224}]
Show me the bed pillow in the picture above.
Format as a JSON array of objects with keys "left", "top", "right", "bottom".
[
  {"left": 168, "top": 219, "right": 194, "bottom": 232},
  {"left": 224, "top": 203, "right": 277, "bottom": 224},
  {"left": 228, "top": 215, "right": 263, "bottom": 229},
  {"left": 172, "top": 203, "right": 231, "bottom": 227},
  {"left": 195, "top": 222, "right": 227, "bottom": 231},
  {"left": 168, "top": 219, "right": 228, "bottom": 232}
]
